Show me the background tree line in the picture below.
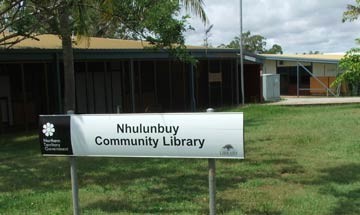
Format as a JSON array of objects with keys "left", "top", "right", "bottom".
[{"left": 218, "top": 31, "right": 283, "bottom": 54}]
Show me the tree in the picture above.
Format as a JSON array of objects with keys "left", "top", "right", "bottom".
[
  {"left": 331, "top": 48, "right": 360, "bottom": 95},
  {"left": 343, "top": 0, "right": 360, "bottom": 22},
  {"left": 0, "top": 0, "right": 43, "bottom": 48},
  {"left": 0, "top": 0, "right": 207, "bottom": 112},
  {"left": 86, "top": 0, "right": 206, "bottom": 41},
  {"left": 219, "top": 31, "right": 283, "bottom": 54},
  {"left": 331, "top": 0, "right": 360, "bottom": 95},
  {"left": 223, "top": 31, "right": 266, "bottom": 53},
  {"left": 267, "top": 44, "right": 283, "bottom": 54}
]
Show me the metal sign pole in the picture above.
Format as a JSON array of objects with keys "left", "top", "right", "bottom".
[
  {"left": 68, "top": 110, "right": 80, "bottom": 215},
  {"left": 70, "top": 156, "right": 80, "bottom": 215},
  {"left": 207, "top": 108, "right": 216, "bottom": 215},
  {"left": 208, "top": 158, "right": 216, "bottom": 215},
  {"left": 239, "top": 0, "right": 245, "bottom": 105}
]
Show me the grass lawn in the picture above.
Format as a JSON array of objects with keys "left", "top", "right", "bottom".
[{"left": 1, "top": 104, "right": 360, "bottom": 215}]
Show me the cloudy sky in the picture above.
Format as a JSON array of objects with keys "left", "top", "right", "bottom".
[{"left": 184, "top": 0, "right": 360, "bottom": 54}]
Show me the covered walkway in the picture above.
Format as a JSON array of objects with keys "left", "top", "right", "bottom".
[{"left": 267, "top": 96, "right": 360, "bottom": 106}]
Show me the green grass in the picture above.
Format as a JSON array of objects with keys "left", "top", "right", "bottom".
[{"left": 1, "top": 104, "right": 360, "bottom": 214}]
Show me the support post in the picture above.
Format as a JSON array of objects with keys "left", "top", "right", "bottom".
[
  {"left": 55, "top": 53, "right": 62, "bottom": 113},
  {"left": 130, "top": 59, "right": 136, "bottom": 113},
  {"left": 336, "top": 63, "right": 341, "bottom": 95},
  {"left": 190, "top": 64, "right": 196, "bottom": 112},
  {"left": 85, "top": 62, "right": 90, "bottom": 113},
  {"left": 103, "top": 62, "right": 108, "bottom": 113},
  {"left": 154, "top": 61, "right": 158, "bottom": 104},
  {"left": 138, "top": 61, "right": 143, "bottom": 110},
  {"left": 326, "top": 88, "right": 329, "bottom": 97},
  {"left": 169, "top": 61, "right": 173, "bottom": 110},
  {"left": 235, "top": 59, "right": 239, "bottom": 105},
  {"left": 44, "top": 63, "right": 50, "bottom": 114},
  {"left": 68, "top": 110, "right": 79, "bottom": 215},
  {"left": 109, "top": 63, "right": 114, "bottom": 113},
  {"left": 219, "top": 61, "right": 223, "bottom": 106},
  {"left": 239, "top": 0, "right": 245, "bottom": 105},
  {"left": 183, "top": 63, "right": 186, "bottom": 110},
  {"left": 70, "top": 156, "right": 80, "bottom": 215},
  {"left": 21, "top": 63, "right": 28, "bottom": 131},
  {"left": 208, "top": 60, "right": 211, "bottom": 107},
  {"left": 121, "top": 61, "right": 126, "bottom": 112},
  {"left": 231, "top": 61, "right": 234, "bottom": 105},
  {"left": 297, "top": 62, "right": 300, "bottom": 97},
  {"left": 92, "top": 67, "right": 96, "bottom": 113},
  {"left": 208, "top": 159, "right": 216, "bottom": 215},
  {"left": 207, "top": 108, "right": 216, "bottom": 215},
  {"left": 0, "top": 102, "right": 2, "bottom": 133}
]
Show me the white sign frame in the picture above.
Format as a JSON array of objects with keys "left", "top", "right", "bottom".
[{"left": 39, "top": 113, "right": 244, "bottom": 159}]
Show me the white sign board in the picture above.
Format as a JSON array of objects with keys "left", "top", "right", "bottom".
[
  {"left": 39, "top": 113, "right": 244, "bottom": 159},
  {"left": 244, "top": 55, "right": 257, "bottom": 62}
]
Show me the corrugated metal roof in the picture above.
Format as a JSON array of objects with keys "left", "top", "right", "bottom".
[
  {"left": 260, "top": 53, "right": 344, "bottom": 64},
  {"left": 6, "top": 34, "right": 205, "bottom": 50},
  {"left": 1, "top": 34, "right": 344, "bottom": 65},
  {"left": 0, "top": 34, "right": 266, "bottom": 62}
]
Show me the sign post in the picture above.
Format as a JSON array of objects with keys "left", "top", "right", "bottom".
[
  {"left": 208, "top": 159, "right": 216, "bottom": 215},
  {"left": 207, "top": 108, "right": 216, "bottom": 215},
  {"left": 39, "top": 112, "right": 244, "bottom": 214},
  {"left": 67, "top": 110, "right": 79, "bottom": 215},
  {"left": 70, "top": 156, "right": 79, "bottom": 215}
]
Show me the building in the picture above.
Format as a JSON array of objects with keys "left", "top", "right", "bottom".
[
  {"left": 1, "top": 34, "right": 348, "bottom": 132},
  {"left": 0, "top": 34, "right": 263, "bottom": 131},
  {"left": 260, "top": 54, "right": 343, "bottom": 96}
]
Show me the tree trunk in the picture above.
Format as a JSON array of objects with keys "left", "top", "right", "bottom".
[{"left": 59, "top": 7, "right": 76, "bottom": 112}]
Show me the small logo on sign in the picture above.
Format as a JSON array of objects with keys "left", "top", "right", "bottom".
[
  {"left": 220, "top": 144, "right": 238, "bottom": 156},
  {"left": 42, "top": 122, "right": 55, "bottom": 137}
]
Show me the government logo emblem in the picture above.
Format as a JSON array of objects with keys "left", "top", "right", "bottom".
[{"left": 42, "top": 122, "right": 55, "bottom": 137}]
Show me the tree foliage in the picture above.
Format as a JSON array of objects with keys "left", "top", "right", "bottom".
[
  {"left": 0, "top": 0, "right": 42, "bottom": 47},
  {"left": 333, "top": 0, "right": 360, "bottom": 95},
  {"left": 308, "top": 50, "right": 321, "bottom": 54},
  {"left": 343, "top": 0, "right": 360, "bottom": 22},
  {"left": 218, "top": 31, "right": 283, "bottom": 54},
  {"left": 0, "top": 0, "right": 207, "bottom": 112},
  {"left": 0, "top": 0, "right": 204, "bottom": 53},
  {"left": 332, "top": 48, "right": 360, "bottom": 95},
  {"left": 267, "top": 44, "right": 283, "bottom": 54}
]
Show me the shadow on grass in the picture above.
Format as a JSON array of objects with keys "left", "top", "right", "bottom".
[
  {"left": 262, "top": 158, "right": 305, "bottom": 175},
  {"left": 0, "top": 133, "right": 72, "bottom": 192},
  {"left": 307, "top": 164, "right": 360, "bottom": 215},
  {"left": 217, "top": 195, "right": 283, "bottom": 215},
  {"left": 80, "top": 159, "right": 241, "bottom": 214},
  {"left": 247, "top": 208, "right": 282, "bottom": 215},
  {"left": 321, "top": 164, "right": 360, "bottom": 215},
  {"left": 0, "top": 133, "right": 241, "bottom": 213},
  {"left": 331, "top": 188, "right": 360, "bottom": 215},
  {"left": 81, "top": 156, "right": 306, "bottom": 214},
  {"left": 318, "top": 164, "right": 360, "bottom": 184},
  {"left": 244, "top": 118, "right": 266, "bottom": 128},
  {"left": 84, "top": 199, "right": 195, "bottom": 214},
  {"left": 83, "top": 172, "right": 210, "bottom": 214}
]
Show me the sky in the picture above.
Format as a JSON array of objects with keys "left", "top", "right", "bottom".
[{"left": 184, "top": 0, "right": 360, "bottom": 54}]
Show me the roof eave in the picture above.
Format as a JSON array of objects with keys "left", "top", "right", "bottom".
[
  {"left": 0, "top": 48, "right": 264, "bottom": 63},
  {"left": 261, "top": 55, "right": 340, "bottom": 64}
]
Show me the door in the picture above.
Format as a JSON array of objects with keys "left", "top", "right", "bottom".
[{"left": 280, "top": 74, "right": 289, "bottom": 95}]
